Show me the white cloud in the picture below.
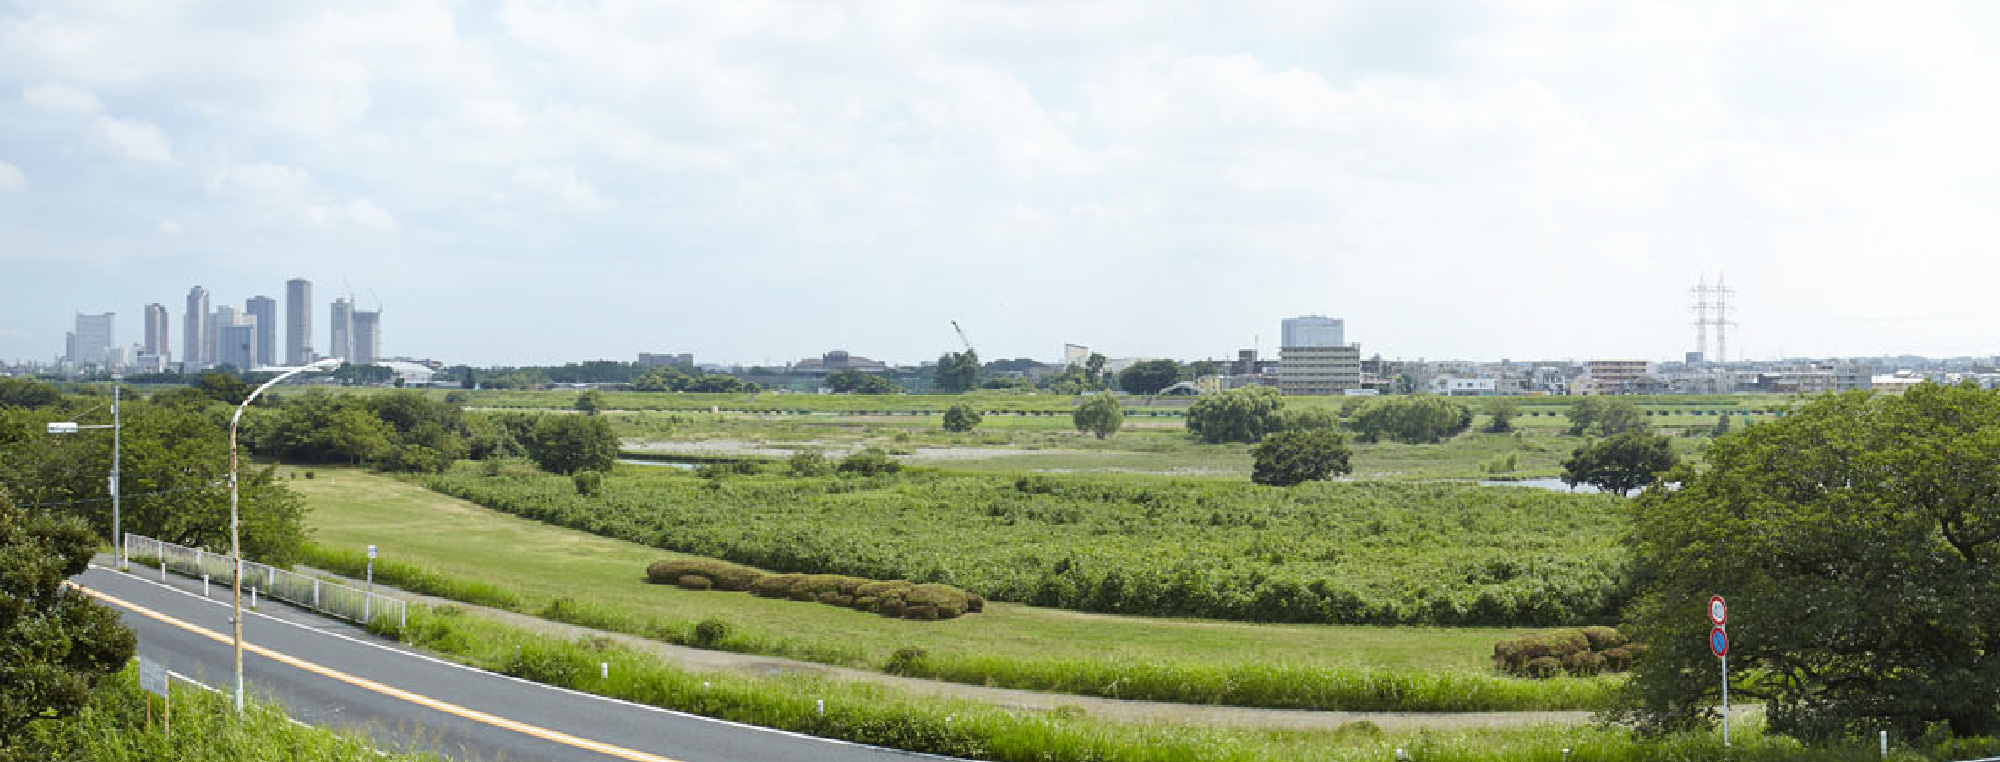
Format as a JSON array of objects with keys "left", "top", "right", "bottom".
[
  {"left": 87, "top": 115, "right": 172, "bottom": 163},
  {"left": 21, "top": 82, "right": 101, "bottom": 114},
  {"left": 510, "top": 165, "right": 614, "bottom": 213},
  {"left": 207, "top": 161, "right": 312, "bottom": 199},
  {"left": 156, "top": 219, "right": 182, "bottom": 235},
  {"left": 306, "top": 198, "right": 396, "bottom": 231},
  {"left": 0, "top": 161, "right": 22, "bottom": 192}
]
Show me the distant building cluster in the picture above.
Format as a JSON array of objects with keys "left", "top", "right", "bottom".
[{"left": 54, "top": 277, "right": 383, "bottom": 374}]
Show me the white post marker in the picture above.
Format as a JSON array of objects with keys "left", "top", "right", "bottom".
[
  {"left": 1710, "top": 595, "right": 1729, "bottom": 748},
  {"left": 365, "top": 544, "right": 376, "bottom": 622}
]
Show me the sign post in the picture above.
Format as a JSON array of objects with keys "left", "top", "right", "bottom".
[
  {"left": 139, "top": 656, "right": 169, "bottom": 736},
  {"left": 1710, "top": 595, "right": 1729, "bottom": 747},
  {"left": 365, "top": 544, "right": 377, "bottom": 622}
]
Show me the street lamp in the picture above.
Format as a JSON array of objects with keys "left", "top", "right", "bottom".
[
  {"left": 230, "top": 358, "right": 341, "bottom": 712},
  {"left": 45, "top": 373, "right": 122, "bottom": 569}
]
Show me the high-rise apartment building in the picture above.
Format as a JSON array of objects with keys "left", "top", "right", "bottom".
[
  {"left": 67, "top": 312, "right": 116, "bottom": 368},
  {"left": 219, "top": 323, "right": 259, "bottom": 371},
  {"left": 143, "top": 303, "right": 169, "bottom": 361},
  {"left": 328, "top": 298, "right": 353, "bottom": 361},
  {"left": 184, "top": 286, "right": 210, "bottom": 370},
  {"left": 1281, "top": 316, "right": 1345, "bottom": 349},
  {"left": 350, "top": 309, "right": 381, "bottom": 364},
  {"left": 286, "top": 278, "right": 313, "bottom": 364},
  {"left": 209, "top": 304, "right": 240, "bottom": 371},
  {"left": 246, "top": 295, "right": 277, "bottom": 368},
  {"left": 1277, "top": 315, "right": 1360, "bottom": 395}
]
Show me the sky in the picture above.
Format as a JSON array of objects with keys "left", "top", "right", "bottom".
[{"left": 5, "top": 1, "right": 2000, "bottom": 368}]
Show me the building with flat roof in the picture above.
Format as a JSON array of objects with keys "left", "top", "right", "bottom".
[
  {"left": 218, "top": 323, "right": 258, "bottom": 371},
  {"left": 328, "top": 298, "right": 353, "bottom": 361},
  {"left": 351, "top": 309, "right": 381, "bottom": 365},
  {"left": 1281, "top": 316, "right": 1344, "bottom": 349},
  {"left": 638, "top": 353, "right": 694, "bottom": 367},
  {"left": 184, "top": 287, "right": 209, "bottom": 370},
  {"left": 143, "top": 303, "right": 169, "bottom": 363},
  {"left": 67, "top": 312, "right": 115, "bottom": 368},
  {"left": 1278, "top": 345, "right": 1362, "bottom": 395},
  {"left": 286, "top": 278, "right": 313, "bottom": 364},
  {"left": 246, "top": 295, "right": 277, "bottom": 367}
]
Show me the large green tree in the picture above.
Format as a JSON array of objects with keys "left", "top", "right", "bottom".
[
  {"left": 1349, "top": 396, "right": 1472, "bottom": 444},
  {"left": 525, "top": 413, "right": 619, "bottom": 475},
  {"left": 1185, "top": 386, "right": 1286, "bottom": 444},
  {"left": 1072, "top": 394, "right": 1124, "bottom": 439},
  {"left": 942, "top": 402, "right": 982, "bottom": 433},
  {"left": 1250, "top": 429, "right": 1352, "bottom": 487},
  {"left": 1072, "top": 394, "right": 1120, "bottom": 436},
  {"left": 1617, "top": 383, "right": 2000, "bottom": 741},
  {"left": 1560, "top": 430, "right": 1676, "bottom": 496},
  {"left": 934, "top": 350, "right": 981, "bottom": 393},
  {"left": 1565, "top": 397, "right": 1646, "bottom": 436},
  {"left": 1116, "top": 360, "right": 1183, "bottom": 396},
  {"left": 0, "top": 493, "right": 136, "bottom": 752}
]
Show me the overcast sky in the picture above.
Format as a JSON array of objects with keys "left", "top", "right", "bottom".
[{"left": 4, "top": 1, "right": 1999, "bottom": 367}]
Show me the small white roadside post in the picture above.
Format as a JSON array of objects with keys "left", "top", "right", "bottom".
[{"left": 365, "top": 544, "right": 376, "bottom": 622}]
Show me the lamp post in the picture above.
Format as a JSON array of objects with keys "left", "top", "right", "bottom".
[
  {"left": 230, "top": 358, "right": 341, "bottom": 712},
  {"left": 45, "top": 372, "right": 122, "bottom": 569}
]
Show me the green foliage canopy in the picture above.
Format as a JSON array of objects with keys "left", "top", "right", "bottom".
[
  {"left": 1116, "top": 360, "right": 1182, "bottom": 396},
  {"left": 1565, "top": 397, "right": 1646, "bottom": 436},
  {"left": 0, "top": 495, "right": 135, "bottom": 746},
  {"left": 1349, "top": 396, "right": 1472, "bottom": 444},
  {"left": 1560, "top": 431, "right": 1676, "bottom": 496},
  {"left": 1185, "top": 386, "right": 1285, "bottom": 444},
  {"left": 942, "top": 402, "right": 982, "bottom": 433},
  {"left": 1071, "top": 394, "right": 1124, "bottom": 439},
  {"left": 1618, "top": 384, "right": 2000, "bottom": 741},
  {"left": 525, "top": 414, "right": 619, "bottom": 475},
  {"left": 1250, "top": 429, "right": 1353, "bottom": 487},
  {"left": 933, "top": 350, "right": 981, "bottom": 394}
]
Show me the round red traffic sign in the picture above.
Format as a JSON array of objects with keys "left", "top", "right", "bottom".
[
  {"left": 1709, "top": 626, "right": 1728, "bottom": 658},
  {"left": 1709, "top": 595, "right": 1727, "bottom": 626}
]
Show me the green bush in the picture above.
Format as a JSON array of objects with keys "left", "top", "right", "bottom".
[
  {"left": 572, "top": 470, "right": 604, "bottom": 496},
  {"left": 885, "top": 646, "right": 929, "bottom": 676},
  {"left": 786, "top": 449, "right": 832, "bottom": 477},
  {"left": 1493, "top": 628, "right": 1641, "bottom": 678},
  {"left": 675, "top": 574, "right": 712, "bottom": 590},
  {"left": 692, "top": 617, "right": 731, "bottom": 648},
  {"left": 837, "top": 448, "right": 900, "bottom": 475}
]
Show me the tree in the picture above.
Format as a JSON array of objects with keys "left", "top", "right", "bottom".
[
  {"left": 574, "top": 390, "right": 605, "bottom": 415},
  {"left": 0, "top": 378, "right": 61, "bottom": 409},
  {"left": 942, "top": 402, "right": 982, "bottom": 433},
  {"left": 1484, "top": 398, "right": 1521, "bottom": 433},
  {"left": 1250, "top": 429, "right": 1353, "bottom": 486},
  {"left": 1565, "top": 397, "right": 1646, "bottom": 436},
  {"left": 1117, "top": 360, "right": 1182, "bottom": 396},
  {"left": 196, "top": 371, "right": 251, "bottom": 405},
  {"left": 1187, "top": 360, "right": 1222, "bottom": 378},
  {"left": 827, "top": 370, "right": 900, "bottom": 394},
  {"left": 1349, "top": 396, "right": 1473, "bottom": 444},
  {"left": 1186, "top": 386, "right": 1286, "bottom": 444},
  {"left": 934, "top": 350, "right": 981, "bottom": 393},
  {"left": 0, "top": 494, "right": 136, "bottom": 748},
  {"left": 1073, "top": 394, "right": 1124, "bottom": 439},
  {"left": 1084, "top": 353, "right": 1107, "bottom": 387},
  {"left": 1559, "top": 430, "right": 1676, "bottom": 496},
  {"left": 1279, "top": 406, "right": 1340, "bottom": 432},
  {"left": 525, "top": 414, "right": 619, "bottom": 475},
  {"left": 1614, "top": 384, "right": 2000, "bottom": 741},
  {"left": 1712, "top": 413, "right": 1732, "bottom": 436}
]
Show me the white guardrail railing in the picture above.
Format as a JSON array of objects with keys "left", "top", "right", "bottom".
[{"left": 123, "top": 533, "right": 405, "bottom": 630}]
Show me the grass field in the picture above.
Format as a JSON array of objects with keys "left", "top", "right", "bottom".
[{"left": 289, "top": 467, "right": 1619, "bottom": 711}]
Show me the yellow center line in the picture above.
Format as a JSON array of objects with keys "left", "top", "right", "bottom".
[{"left": 75, "top": 582, "right": 688, "bottom": 762}]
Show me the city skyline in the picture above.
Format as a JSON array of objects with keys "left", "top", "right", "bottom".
[{"left": 12, "top": 4, "right": 2000, "bottom": 366}]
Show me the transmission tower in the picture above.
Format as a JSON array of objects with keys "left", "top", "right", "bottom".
[{"left": 1689, "top": 273, "right": 1738, "bottom": 364}]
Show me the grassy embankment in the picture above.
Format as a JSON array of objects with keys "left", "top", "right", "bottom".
[
  {"left": 370, "top": 601, "right": 1973, "bottom": 762},
  {"left": 292, "top": 467, "right": 1619, "bottom": 712},
  {"left": 19, "top": 665, "right": 436, "bottom": 761}
]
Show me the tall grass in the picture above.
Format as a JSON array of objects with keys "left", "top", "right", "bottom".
[
  {"left": 18, "top": 665, "right": 437, "bottom": 761},
  {"left": 297, "top": 542, "right": 522, "bottom": 610},
  {"left": 383, "top": 604, "right": 1974, "bottom": 762}
]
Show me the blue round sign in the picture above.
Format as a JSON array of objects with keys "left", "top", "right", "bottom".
[{"left": 1709, "top": 626, "right": 1728, "bottom": 658}]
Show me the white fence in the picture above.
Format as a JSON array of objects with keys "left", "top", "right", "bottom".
[{"left": 124, "top": 533, "right": 405, "bottom": 630}]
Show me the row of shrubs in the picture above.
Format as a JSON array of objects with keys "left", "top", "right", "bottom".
[
  {"left": 645, "top": 558, "right": 983, "bottom": 620},
  {"left": 1493, "top": 626, "right": 1646, "bottom": 678}
]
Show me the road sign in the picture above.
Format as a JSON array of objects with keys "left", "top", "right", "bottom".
[
  {"left": 1709, "top": 626, "right": 1728, "bottom": 658},
  {"left": 367, "top": 544, "right": 377, "bottom": 559},
  {"left": 1709, "top": 595, "right": 1727, "bottom": 626},
  {"left": 139, "top": 656, "right": 167, "bottom": 698}
]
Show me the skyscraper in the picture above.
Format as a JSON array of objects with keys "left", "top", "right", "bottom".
[
  {"left": 219, "top": 323, "right": 258, "bottom": 371},
  {"left": 286, "top": 278, "right": 314, "bottom": 364},
  {"left": 143, "top": 303, "right": 169, "bottom": 361},
  {"left": 350, "top": 309, "right": 381, "bottom": 365},
  {"left": 246, "top": 295, "right": 277, "bottom": 368},
  {"left": 328, "top": 298, "right": 353, "bottom": 361},
  {"left": 1277, "top": 315, "right": 1359, "bottom": 396},
  {"left": 68, "top": 312, "right": 115, "bottom": 367},
  {"left": 184, "top": 286, "right": 209, "bottom": 371}
]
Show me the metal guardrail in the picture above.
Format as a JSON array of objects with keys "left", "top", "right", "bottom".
[{"left": 124, "top": 533, "right": 404, "bottom": 630}]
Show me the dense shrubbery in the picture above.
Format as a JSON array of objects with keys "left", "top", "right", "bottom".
[
  {"left": 1493, "top": 627, "right": 1644, "bottom": 678},
  {"left": 645, "top": 558, "right": 983, "bottom": 620},
  {"left": 1349, "top": 396, "right": 1473, "bottom": 444},
  {"left": 430, "top": 466, "right": 1629, "bottom": 626}
]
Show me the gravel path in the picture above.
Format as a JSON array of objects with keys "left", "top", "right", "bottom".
[{"left": 299, "top": 566, "right": 1596, "bottom": 731}]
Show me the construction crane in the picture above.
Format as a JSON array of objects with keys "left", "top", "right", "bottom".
[{"left": 950, "top": 320, "right": 976, "bottom": 355}]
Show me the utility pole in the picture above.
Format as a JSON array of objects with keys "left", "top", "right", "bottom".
[{"left": 111, "top": 373, "right": 122, "bottom": 570}]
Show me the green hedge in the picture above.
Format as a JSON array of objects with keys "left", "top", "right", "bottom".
[{"left": 646, "top": 559, "right": 982, "bottom": 620}]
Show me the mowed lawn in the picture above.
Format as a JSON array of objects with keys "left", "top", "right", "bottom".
[{"left": 289, "top": 467, "right": 1552, "bottom": 674}]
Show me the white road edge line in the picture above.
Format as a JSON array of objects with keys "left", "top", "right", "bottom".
[{"left": 89, "top": 564, "right": 963, "bottom": 761}]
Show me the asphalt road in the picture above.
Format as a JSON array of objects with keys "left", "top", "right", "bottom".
[{"left": 74, "top": 565, "right": 951, "bottom": 762}]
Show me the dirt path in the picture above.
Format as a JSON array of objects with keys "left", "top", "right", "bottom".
[{"left": 299, "top": 566, "right": 1595, "bottom": 731}]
